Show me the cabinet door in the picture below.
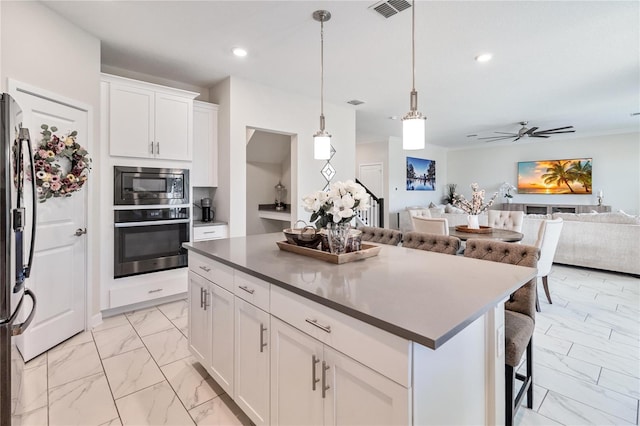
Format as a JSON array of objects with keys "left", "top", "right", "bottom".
[
  {"left": 270, "top": 318, "right": 324, "bottom": 426},
  {"left": 109, "top": 82, "right": 155, "bottom": 158},
  {"left": 155, "top": 92, "right": 192, "bottom": 161},
  {"left": 188, "top": 272, "right": 210, "bottom": 366},
  {"left": 323, "top": 345, "right": 410, "bottom": 426},
  {"left": 192, "top": 102, "right": 218, "bottom": 187},
  {"left": 209, "top": 283, "right": 234, "bottom": 396},
  {"left": 234, "top": 298, "right": 270, "bottom": 426}
]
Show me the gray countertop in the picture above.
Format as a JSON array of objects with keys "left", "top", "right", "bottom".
[{"left": 184, "top": 233, "right": 536, "bottom": 350}]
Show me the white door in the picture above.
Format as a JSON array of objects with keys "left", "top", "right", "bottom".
[
  {"left": 323, "top": 345, "right": 409, "bottom": 426},
  {"left": 209, "top": 282, "right": 234, "bottom": 396},
  {"left": 9, "top": 84, "right": 89, "bottom": 361},
  {"left": 234, "top": 298, "right": 270, "bottom": 426},
  {"left": 270, "top": 318, "right": 324, "bottom": 426},
  {"left": 358, "top": 163, "right": 384, "bottom": 199},
  {"left": 187, "top": 272, "right": 210, "bottom": 366}
]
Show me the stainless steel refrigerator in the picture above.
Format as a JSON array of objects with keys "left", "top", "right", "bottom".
[{"left": 0, "top": 93, "right": 37, "bottom": 426}]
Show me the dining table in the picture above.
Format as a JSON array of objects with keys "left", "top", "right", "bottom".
[{"left": 448, "top": 226, "right": 524, "bottom": 242}]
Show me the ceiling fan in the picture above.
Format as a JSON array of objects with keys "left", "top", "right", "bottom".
[{"left": 478, "top": 121, "right": 575, "bottom": 142}]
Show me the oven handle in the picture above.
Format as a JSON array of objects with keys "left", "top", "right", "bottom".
[{"left": 115, "top": 219, "right": 191, "bottom": 228}]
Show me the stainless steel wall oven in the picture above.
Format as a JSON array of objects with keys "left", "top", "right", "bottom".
[{"left": 114, "top": 207, "right": 189, "bottom": 278}]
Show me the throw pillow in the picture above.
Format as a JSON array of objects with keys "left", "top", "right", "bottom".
[{"left": 428, "top": 201, "right": 437, "bottom": 208}]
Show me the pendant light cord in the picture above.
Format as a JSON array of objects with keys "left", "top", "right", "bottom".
[
  {"left": 411, "top": 0, "right": 415, "bottom": 92},
  {"left": 320, "top": 16, "right": 325, "bottom": 128}
]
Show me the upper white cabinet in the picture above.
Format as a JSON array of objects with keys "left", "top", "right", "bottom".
[
  {"left": 103, "top": 74, "right": 197, "bottom": 161},
  {"left": 192, "top": 101, "right": 219, "bottom": 186}
]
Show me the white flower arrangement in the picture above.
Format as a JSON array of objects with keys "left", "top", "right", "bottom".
[
  {"left": 453, "top": 183, "right": 498, "bottom": 215},
  {"left": 303, "top": 180, "right": 371, "bottom": 229},
  {"left": 499, "top": 182, "right": 516, "bottom": 199}
]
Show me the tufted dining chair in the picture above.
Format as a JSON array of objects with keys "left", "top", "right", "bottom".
[
  {"left": 359, "top": 226, "right": 403, "bottom": 246},
  {"left": 534, "top": 218, "right": 564, "bottom": 310},
  {"left": 402, "top": 231, "right": 461, "bottom": 255},
  {"left": 488, "top": 210, "right": 525, "bottom": 233},
  {"left": 411, "top": 216, "right": 449, "bottom": 236},
  {"left": 464, "top": 239, "right": 539, "bottom": 426}
]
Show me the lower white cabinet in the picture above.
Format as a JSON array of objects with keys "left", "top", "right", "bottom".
[
  {"left": 234, "top": 298, "right": 270, "bottom": 426},
  {"left": 188, "top": 272, "right": 210, "bottom": 366},
  {"left": 270, "top": 317, "right": 409, "bottom": 426},
  {"left": 188, "top": 269, "right": 234, "bottom": 396}
]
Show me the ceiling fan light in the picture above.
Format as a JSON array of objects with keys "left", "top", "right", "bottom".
[
  {"left": 313, "top": 132, "right": 331, "bottom": 160},
  {"left": 402, "top": 113, "right": 426, "bottom": 150}
]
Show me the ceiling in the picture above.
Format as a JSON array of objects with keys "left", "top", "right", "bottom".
[{"left": 42, "top": 0, "right": 640, "bottom": 148}]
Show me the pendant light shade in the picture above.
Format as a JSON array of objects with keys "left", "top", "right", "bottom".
[
  {"left": 313, "top": 10, "right": 332, "bottom": 160},
  {"left": 402, "top": 0, "right": 426, "bottom": 150}
]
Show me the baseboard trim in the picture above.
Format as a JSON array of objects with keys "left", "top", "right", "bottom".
[{"left": 101, "top": 292, "right": 187, "bottom": 319}]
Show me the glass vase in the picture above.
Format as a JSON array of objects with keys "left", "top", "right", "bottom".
[{"left": 327, "top": 222, "right": 351, "bottom": 254}]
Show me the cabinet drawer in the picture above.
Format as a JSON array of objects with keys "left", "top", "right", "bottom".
[
  {"left": 270, "top": 286, "right": 411, "bottom": 388},
  {"left": 193, "top": 225, "right": 228, "bottom": 241},
  {"left": 110, "top": 278, "right": 185, "bottom": 309},
  {"left": 188, "top": 252, "right": 234, "bottom": 292},
  {"left": 234, "top": 271, "right": 270, "bottom": 312}
]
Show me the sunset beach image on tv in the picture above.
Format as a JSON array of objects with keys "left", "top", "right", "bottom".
[{"left": 517, "top": 158, "right": 592, "bottom": 194}]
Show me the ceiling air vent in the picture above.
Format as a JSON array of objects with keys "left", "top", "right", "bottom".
[
  {"left": 347, "top": 99, "right": 365, "bottom": 106},
  {"left": 370, "top": 0, "right": 412, "bottom": 19}
]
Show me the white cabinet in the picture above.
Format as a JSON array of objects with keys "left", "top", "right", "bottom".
[
  {"left": 188, "top": 272, "right": 211, "bottom": 366},
  {"left": 270, "top": 317, "right": 409, "bottom": 426},
  {"left": 234, "top": 297, "right": 270, "bottom": 426},
  {"left": 192, "top": 101, "right": 219, "bottom": 186},
  {"left": 188, "top": 256, "right": 235, "bottom": 395},
  {"left": 104, "top": 74, "right": 197, "bottom": 161},
  {"left": 193, "top": 224, "right": 228, "bottom": 242}
]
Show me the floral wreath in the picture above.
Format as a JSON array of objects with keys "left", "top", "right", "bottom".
[{"left": 33, "top": 124, "right": 91, "bottom": 202}]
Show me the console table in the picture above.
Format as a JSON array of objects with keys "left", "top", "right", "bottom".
[{"left": 498, "top": 203, "right": 611, "bottom": 215}]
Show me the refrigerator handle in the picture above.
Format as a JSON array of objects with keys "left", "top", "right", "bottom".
[
  {"left": 11, "top": 289, "right": 37, "bottom": 336},
  {"left": 22, "top": 130, "right": 36, "bottom": 278}
]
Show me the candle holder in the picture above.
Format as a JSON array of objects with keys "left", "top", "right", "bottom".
[{"left": 597, "top": 195, "right": 603, "bottom": 206}]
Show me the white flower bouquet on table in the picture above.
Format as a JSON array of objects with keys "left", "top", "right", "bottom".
[
  {"left": 453, "top": 183, "right": 498, "bottom": 215},
  {"left": 303, "top": 180, "right": 371, "bottom": 229}
]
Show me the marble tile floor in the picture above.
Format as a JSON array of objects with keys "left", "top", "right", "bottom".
[
  {"left": 10, "top": 299, "right": 252, "bottom": 426},
  {"left": 9, "top": 265, "right": 639, "bottom": 425}
]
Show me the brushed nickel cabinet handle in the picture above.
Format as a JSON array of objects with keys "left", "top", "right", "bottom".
[
  {"left": 312, "top": 355, "right": 320, "bottom": 391},
  {"left": 203, "top": 290, "right": 210, "bottom": 310},
  {"left": 148, "top": 288, "right": 162, "bottom": 294},
  {"left": 239, "top": 285, "right": 255, "bottom": 295},
  {"left": 156, "top": 141, "right": 160, "bottom": 155},
  {"left": 259, "top": 323, "right": 267, "bottom": 353},
  {"left": 305, "top": 318, "right": 331, "bottom": 333},
  {"left": 199, "top": 265, "right": 211, "bottom": 272},
  {"left": 200, "top": 287, "right": 204, "bottom": 309},
  {"left": 150, "top": 141, "right": 154, "bottom": 154},
  {"left": 322, "top": 361, "right": 330, "bottom": 399}
]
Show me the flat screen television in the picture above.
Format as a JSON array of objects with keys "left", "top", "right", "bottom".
[{"left": 517, "top": 158, "right": 592, "bottom": 194}]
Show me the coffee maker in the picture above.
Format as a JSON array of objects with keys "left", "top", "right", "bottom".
[{"left": 201, "top": 198, "right": 213, "bottom": 222}]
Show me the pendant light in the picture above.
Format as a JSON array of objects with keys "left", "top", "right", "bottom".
[
  {"left": 402, "top": 0, "right": 426, "bottom": 150},
  {"left": 313, "top": 10, "right": 331, "bottom": 160}
]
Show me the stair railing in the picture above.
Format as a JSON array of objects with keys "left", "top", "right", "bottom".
[{"left": 355, "top": 178, "right": 384, "bottom": 228}]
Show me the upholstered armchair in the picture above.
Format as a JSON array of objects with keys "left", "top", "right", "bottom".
[
  {"left": 359, "top": 226, "right": 403, "bottom": 246},
  {"left": 464, "top": 239, "right": 539, "bottom": 426},
  {"left": 488, "top": 210, "right": 525, "bottom": 233},
  {"left": 410, "top": 216, "right": 450, "bottom": 235},
  {"left": 402, "top": 232, "right": 460, "bottom": 255}
]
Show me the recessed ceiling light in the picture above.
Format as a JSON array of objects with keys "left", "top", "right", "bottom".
[
  {"left": 232, "top": 47, "right": 247, "bottom": 57},
  {"left": 347, "top": 99, "right": 365, "bottom": 106},
  {"left": 475, "top": 53, "right": 492, "bottom": 63}
]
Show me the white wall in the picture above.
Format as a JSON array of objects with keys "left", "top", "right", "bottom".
[
  {"left": 211, "top": 76, "right": 356, "bottom": 236},
  {"left": 447, "top": 133, "right": 640, "bottom": 215},
  {"left": 1, "top": 1, "right": 102, "bottom": 315}
]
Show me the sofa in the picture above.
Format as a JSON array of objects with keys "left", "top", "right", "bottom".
[{"left": 398, "top": 207, "right": 640, "bottom": 275}]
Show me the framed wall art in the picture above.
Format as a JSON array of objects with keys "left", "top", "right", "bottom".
[{"left": 406, "top": 157, "right": 436, "bottom": 191}]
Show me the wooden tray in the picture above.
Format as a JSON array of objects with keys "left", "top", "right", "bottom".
[
  {"left": 455, "top": 225, "right": 493, "bottom": 234},
  {"left": 276, "top": 241, "right": 381, "bottom": 264}
]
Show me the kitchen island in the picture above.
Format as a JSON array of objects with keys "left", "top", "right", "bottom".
[{"left": 184, "top": 233, "right": 536, "bottom": 425}]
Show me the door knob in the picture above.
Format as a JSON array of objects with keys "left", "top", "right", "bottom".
[{"left": 75, "top": 228, "right": 87, "bottom": 236}]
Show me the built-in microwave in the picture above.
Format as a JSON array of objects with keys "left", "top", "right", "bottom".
[{"left": 114, "top": 166, "right": 189, "bottom": 205}]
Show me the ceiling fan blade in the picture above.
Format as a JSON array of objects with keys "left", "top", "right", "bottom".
[
  {"left": 525, "top": 127, "right": 538, "bottom": 135},
  {"left": 534, "top": 130, "right": 576, "bottom": 135},
  {"left": 530, "top": 135, "right": 550, "bottom": 138},
  {"left": 536, "top": 126, "right": 574, "bottom": 133},
  {"left": 478, "top": 136, "right": 515, "bottom": 141},
  {"left": 494, "top": 132, "right": 518, "bottom": 135},
  {"left": 512, "top": 136, "right": 522, "bottom": 142}
]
